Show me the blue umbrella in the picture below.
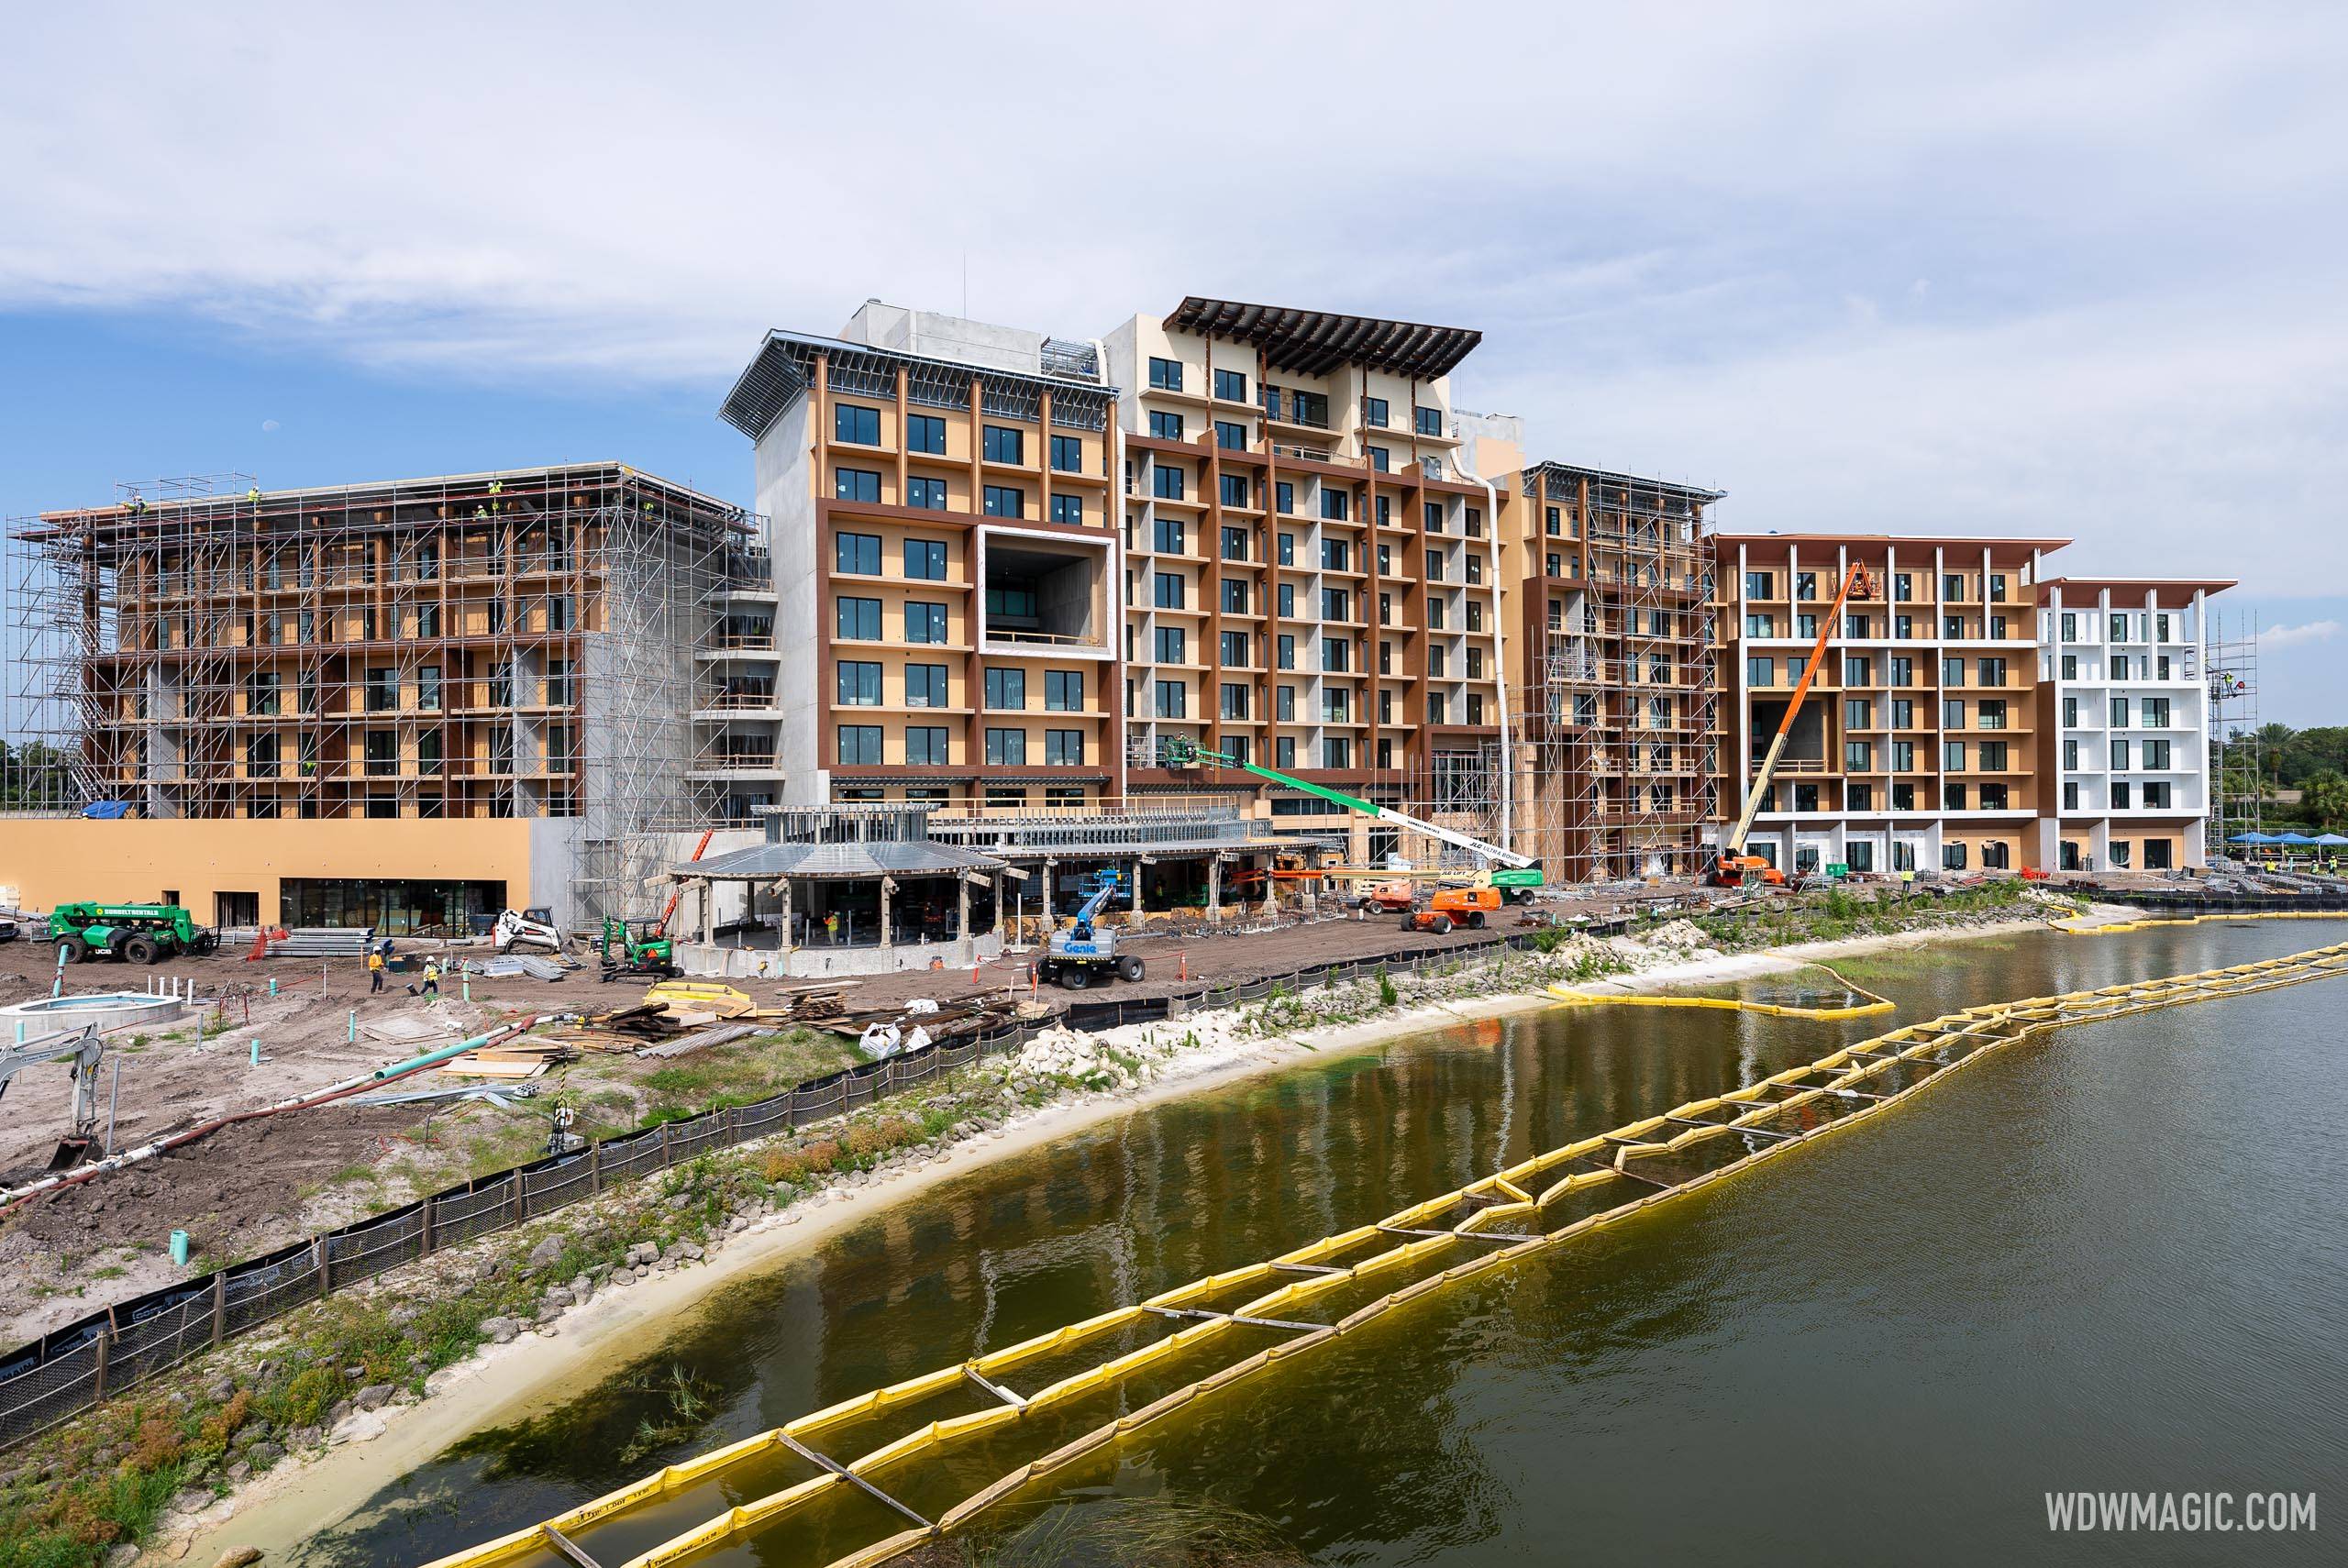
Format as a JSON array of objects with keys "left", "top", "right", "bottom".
[
  {"left": 2227, "top": 831, "right": 2276, "bottom": 844},
  {"left": 2314, "top": 834, "right": 2348, "bottom": 846},
  {"left": 2274, "top": 832, "right": 2319, "bottom": 845}
]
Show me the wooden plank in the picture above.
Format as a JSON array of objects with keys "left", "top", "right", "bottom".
[{"left": 541, "top": 1524, "right": 604, "bottom": 1568}]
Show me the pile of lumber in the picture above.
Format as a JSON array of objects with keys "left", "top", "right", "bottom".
[{"left": 441, "top": 1038, "right": 578, "bottom": 1079}]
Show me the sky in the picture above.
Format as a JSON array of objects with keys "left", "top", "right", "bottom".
[{"left": 3, "top": 1, "right": 2342, "bottom": 723}]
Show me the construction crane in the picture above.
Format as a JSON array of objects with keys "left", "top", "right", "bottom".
[
  {"left": 1160, "top": 740, "right": 1544, "bottom": 897},
  {"left": 0, "top": 1024, "right": 106, "bottom": 1169},
  {"left": 1709, "top": 561, "right": 1877, "bottom": 888}
]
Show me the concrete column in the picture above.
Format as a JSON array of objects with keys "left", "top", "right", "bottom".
[
  {"left": 991, "top": 873, "right": 1005, "bottom": 940},
  {"left": 879, "top": 876, "right": 893, "bottom": 950},
  {"left": 1129, "top": 858, "right": 1144, "bottom": 927},
  {"left": 957, "top": 875, "right": 970, "bottom": 944},
  {"left": 1207, "top": 856, "right": 1222, "bottom": 922},
  {"left": 779, "top": 878, "right": 794, "bottom": 950},
  {"left": 699, "top": 882, "right": 713, "bottom": 945},
  {"left": 1041, "top": 858, "right": 1056, "bottom": 942}
]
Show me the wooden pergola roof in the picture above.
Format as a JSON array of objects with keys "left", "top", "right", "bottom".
[{"left": 1164, "top": 297, "right": 1481, "bottom": 380}]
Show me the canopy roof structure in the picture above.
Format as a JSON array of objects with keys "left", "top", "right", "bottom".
[
  {"left": 679, "top": 839, "right": 1005, "bottom": 883},
  {"left": 1163, "top": 297, "right": 1481, "bottom": 381}
]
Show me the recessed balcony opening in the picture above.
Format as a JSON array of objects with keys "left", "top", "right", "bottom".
[{"left": 978, "top": 533, "right": 1108, "bottom": 653}]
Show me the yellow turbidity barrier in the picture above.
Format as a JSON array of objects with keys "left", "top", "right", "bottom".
[
  {"left": 419, "top": 936, "right": 2348, "bottom": 1568},
  {"left": 2053, "top": 909, "right": 2346, "bottom": 935},
  {"left": 1545, "top": 961, "right": 1893, "bottom": 1019}
]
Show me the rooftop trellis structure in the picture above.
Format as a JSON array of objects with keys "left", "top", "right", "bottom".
[
  {"left": 1516, "top": 463, "right": 1722, "bottom": 883},
  {"left": 4, "top": 465, "right": 758, "bottom": 924}
]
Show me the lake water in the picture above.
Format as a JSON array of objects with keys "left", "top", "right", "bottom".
[{"left": 309, "top": 921, "right": 2348, "bottom": 1567}]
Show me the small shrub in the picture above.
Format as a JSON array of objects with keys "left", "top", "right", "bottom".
[
  {"left": 124, "top": 1414, "right": 182, "bottom": 1474},
  {"left": 1376, "top": 966, "right": 1399, "bottom": 1008},
  {"left": 800, "top": 1140, "right": 840, "bottom": 1174},
  {"left": 759, "top": 1148, "right": 811, "bottom": 1185}
]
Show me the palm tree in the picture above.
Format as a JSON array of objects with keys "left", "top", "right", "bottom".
[{"left": 2304, "top": 771, "right": 2348, "bottom": 831}]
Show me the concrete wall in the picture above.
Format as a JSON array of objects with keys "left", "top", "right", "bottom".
[
  {"left": 0, "top": 816, "right": 543, "bottom": 925},
  {"left": 756, "top": 398, "right": 825, "bottom": 806}
]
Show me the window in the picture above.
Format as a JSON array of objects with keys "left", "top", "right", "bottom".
[
  {"left": 1846, "top": 741, "right": 1874, "bottom": 769},
  {"left": 1221, "top": 525, "right": 1249, "bottom": 561},
  {"left": 1844, "top": 656, "right": 1873, "bottom": 685},
  {"left": 1276, "top": 737, "right": 1295, "bottom": 768},
  {"left": 1944, "top": 573, "right": 1965, "bottom": 601},
  {"left": 1148, "top": 410, "right": 1186, "bottom": 441},
  {"left": 904, "top": 539, "right": 948, "bottom": 580},
  {"left": 1156, "top": 679, "right": 1188, "bottom": 717},
  {"left": 1944, "top": 842, "right": 1969, "bottom": 870},
  {"left": 1278, "top": 635, "right": 1296, "bottom": 670},
  {"left": 1148, "top": 356, "right": 1183, "bottom": 392},
  {"left": 1154, "top": 572, "right": 1186, "bottom": 609},
  {"left": 2112, "top": 738, "right": 2132, "bottom": 769},
  {"left": 836, "top": 532, "right": 880, "bottom": 575},
  {"left": 1845, "top": 697, "right": 1873, "bottom": 728},
  {"left": 1214, "top": 368, "right": 1247, "bottom": 402},
  {"left": 836, "top": 661, "right": 883, "bottom": 705},
  {"left": 1988, "top": 573, "right": 2008, "bottom": 602},
  {"left": 1943, "top": 657, "right": 1966, "bottom": 687},
  {"left": 1322, "top": 587, "right": 1350, "bottom": 621},
  {"left": 1363, "top": 396, "right": 1389, "bottom": 427},
  {"left": 834, "top": 403, "right": 880, "bottom": 446},
  {"left": 1426, "top": 598, "right": 1445, "bottom": 629},
  {"left": 2112, "top": 782, "right": 2132, "bottom": 810},
  {"left": 1154, "top": 626, "right": 1186, "bottom": 664},
  {"left": 1978, "top": 698, "right": 2008, "bottom": 730},
  {"left": 1221, "top": 578, "right": 1248, "bottom": 613},
  {"left": 1979, "top": 741, "right": 2009, "bottom": 771},
  {"left": 1050, "top": 494, "right": 1084, "bottom": 525},
  {"left": 2110, "top": 613, "right": 2128, "bottom": 642},
  {"left": 908, "top": 414, "right": 947, "bottom": 454},
  {"left": 1849, "top": 785, "right": 1874, "bottom": 812},
  {"left": 837, "top": 725, "right": 883, "bottom": 766},
  {"left": 1215, "top": 421, "right": 1246, "bottom": 452},
  {"left": 1323, "top": 737, "right": 1351, "bottom": 768},
  {"left": 905, "top": 476, "right": 949, "bottom": 510},
  {"left": 366, "top": 668, "right": 398, "bottom": 712},
  {"left": 248, "top": 671, "right": 282, "bottom": 715},
  {"left": 1892, "top": 741, "right": 1916, "bottom": 770},
  {"left": 1366, "top": 446, "right": 1390, "bottom": 472},
  {"left": 1220, "top": 630, "right": 1250, "bottom": 667},
  {"left": 1275, "top": 482, "right": 1295, "bottom": 515},
  {"left": 418, "top": 667, "right": 441, "bottom": 712},
  {"left": 985, "top": 728, "right": 1027, "bottom": 765},
  {"left": 2064, "top": 738, "right": 2079, "bottom": 770},
  {"left": 1944, "top": 739, "right": 1966, "bottom": 770},
  {"left": 2145, "top": 739, "right": 2172, "bottom": 769},
  {"left": 1220, "top": 682, "right": 1249, "bottom": 719},
  {"left": 1979, "top": 657, "right": 2007, "bottom": 686},
  {"left": 2061, "top": 654, "right": 2077, "bottom": 680},
  {"left": 835, "top": 468, "right": 881, "bottom": 502},
  {"left": 906, "top": 664, "right": 949, "bottom": 708},
  {"left": 1323, "top": 635, "right": 1350, "bottom": 672},
  {"left": 1890, "top": 657, "right": 1914, "bottom": 686},
  {"left": 1944, "top": 699, "right": 1966, "bottom": 729},
  {"left": 1744, "top": 571, "right": 1773, "bottom": 600},
  {"left": 1414, "top": 405, "right": 1444, "bottom": 436},
  {"left": 1796, "top": 570, "right": 1818, "bottom": 601},
  {"left": 1152, "top": 465, "right": 1186, "bottom": 500},
  {"left": 1895, "top": 614, "right": 1913, "bottom": 639},
  {"left": 985, "top": 668, "right": 1027, "bottom": 710},
  {"left": 416, "top": 730, "right": 442, "bottom": 777},
  {"left": 2143, "top": 697, "right": 2171, "bottom": 727},
  {"left": 1425, "top": 550, "right": 1445, "bottom": 582},
  {"left": 1321, "top": 537, "right": 1351, "bottom": 571},
  {"left": 1046, "top": 669, "right": 1084, "bottom": 711},
  {"left": 1046, "top": 730, "right": 1084, "bottom": 766},
  {"left": 2110, "top": 696, "right": 2131, "bottom": 726},
  {"left": 836, "top": 596, "right": 880, "bottom": 639},
  {"left": 1220, "top": 473, "right": 1250, "bottom": 506},
  {"left": 905, "top": 726, "right": 950, "bottom": 765},
  {"left": 1982, "top": 840, "right": 2010, "bottom": 869},
  {"left": 1747, "top": 613, "right": 1775, "bottom": 637},
  {"left": 1321, "top": 489, "right": 1349, "bottom": 521},
  {"left": 982, "top": 485, "right": 1024, "bottom": 518},
  {"left": 1747, "top": 657, "right": 1775, "bottom": 687},
  {"left": 1049, "top": 433, "right": 1082, "bottom": 472},
  {"left": 904, "top": 602, "right": 948, "bottom": 643},
  {"left": 1847, "top": 840, "right": 1876, "bottom": 871},
  {"left": 1278, "top": 583, "right": 1294, "bottom": 616},
  {"left": 1892, "top": 699, "right": 1914, "bottom": 727}
]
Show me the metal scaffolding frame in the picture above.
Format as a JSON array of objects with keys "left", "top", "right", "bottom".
[
  {"left": 4, "top": 466, "right": 758, "bottom": 924},
  {"left": 1516, "top": 466, "right": 1721, "bottom": 884},
  {"left": 2205, "top": 606, "right": 2261, "bottom": 857}
]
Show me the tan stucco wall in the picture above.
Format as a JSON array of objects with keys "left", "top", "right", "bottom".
[{"left": 0, "top": 817, "right": 542, "bottom": 923}]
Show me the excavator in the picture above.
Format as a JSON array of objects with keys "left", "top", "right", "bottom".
[
  {"left": 0, "top": 1023, "right": 106, "bottom": 1169},
  {"left": 1708, "top": 561, "right": 1878, "bottom": 889}
]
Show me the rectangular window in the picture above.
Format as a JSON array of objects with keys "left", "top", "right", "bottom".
[
  {"left": 1275, "top": 482, "right": 1295, "bottom": 515},
  {"left": 1215, "top": 420, "right": 1246, "bottom": 452},
  {"left": 1048, "top": 433, "right": 1082, "bottom": 473},
  {"left": 1944, "top": 698, "right": 1966, "bottom": 729},
  {"left": 1845, "top": 697, "right": 1872, "bottom": 728},
  {"left": 834, "top": 403, "right": 880, "bottom": 446},
  {"left": 1156, "top": 679, "right": 1188, "bottom": 718},
  {"left": 905, "top": 664, "right": 949, "bottom": 708},
  {"left": 1366, "top": 446, "right": 1390, "bottom": 472},
  {"left": 836, "top": 660, "right": 882, "bottom": 706},
  {"left": 1278, "top": 635, "right": 1296, "bottom": 670},
  {"left": 2145, "top": 739, "right": 2172, "bottom": 769},
  {"left": 908, "top": 414, "right": 947, "bottom": 454},
  {"left": 1321, "top": 537, "right": 1351, "bottom": 571},
  {"left": 1979, "top": 741, "right": 2010, "bottom": 771},
  {"left": 835, "top": 532, "right": 880, "bottom": 575},
  {"left": 1363, "top": 396, "right": 1390, "bottom": 427},
  {"left": 836, "top": 596, "right": 881, "bottom": 639},
  {"left": 903, "top": 476, "right": 947, "bottom": 510},
  {"left": 837, "top": 725, "right": 884, "bottom": 766},
  {"left": 1893, "top": 740, "right": 1916, "bottom": 771},
  {"left": 1944, "top": 843, "right": 1968, "bottom": 871},
  {"left": 417, "top": 667, "right": 441, "bottom": 712},
  {"left": 1220, "top": 630, "right": 1250, "bottom": 667},
  {"left": 2112, "top": 739, "right": 2132, "bottom": 769},
  {"left": 985, "top": 727, "right": 1027, "bottom": 766},
  {"left": 1744, "top": 570, "right": 1773, "bottom": 600},
  {"left": 1892, "top": 699, "right": 1914, "bottom": 727},
  {"left": 904, "top": 602, "right": 948, "bottom": 643},
  {"left": 1046, "top": 669, "right": 1084, "bottom": 711},
  {"left": 1049, "top": 494, "right": 1084, "bottom": 524},
  {"left": 984, "top": 668, "right": 1028, "bottom": 711},
  {"left": 1154, "top": 625, "right": 1186, "bottom": 664},
  {"left": 1221, "top": 525, "right": 1249, "bottom": 561},
  {"left": 1221, "top": 578, "right": 1248, "bottom": 613},
  {"left": 1148, "top": 357, "right": 1183, "bottom": 392},
  {"left": 1414, "top": 405, "right": 1443, "bottom": 436},
  {"left": 835, "top": 468, "right": 881, "bottom": 502},
  {"left": 1149, "top": 410, "right": 1185, "bottom": 440},
  {"left": 905, "top": 726, "right": 950, "bottom": 766},
  {"left": 1979, "top": 657, "right": 2006, "bottom": 686},
  {"left": 1278, "top": 583, "right": 1294, "bottom": 617},
  {"left": 1746, "top": 657, "right": 1774, "bottom": 687},
  {"left": 2143, "top": 697, "right": 2171, "bottom": 727},
  {"left": 1152, "top": 465, "right": 1186, "bottom": 500},
  {"left": 982, "top": 485, "right": 1024, "bottom": 518},
  {"left": 1845, "top": 740, "right": 1874, "bottom": 769},
  {"left": 1154, "top": 572, "right": 1186, "bottom": 609},
  {"left": 365, "top": 668, "right": 398, "bottom": 712},
  {"left": 1943, "top": 739, "right": 1966, "bottom": 770},
  {"left": 1221, "top": 681, "right": 1249, "bottom": 719},
  {"left": 903, "top": 539, "right": 947, "bottom": 580},
  {"left": 1796, "top": 570, "right": 1818, "bottom": 601},
  {"left": 1045, "top": 729, "right": 1084, "bottom": 766},
  {"left": 2110, "top": 696, "right": 2131, "bottom": 726},
  {"left": 1220, "top": 472, "right": 1250, "bottom": 506},
  {"left": 1944, "top": 573, "right": 1965, "bottom": 601},
  {"left": 1213, "top": 368, "right": 1247, "bottom": 402},
  {"left": 1321, "top": 489, "right": 1349, "bottom": 522}
]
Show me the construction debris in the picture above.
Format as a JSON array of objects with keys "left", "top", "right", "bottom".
[{"left": 439, "top": 1039, "right": 578, "bottom": 1079}]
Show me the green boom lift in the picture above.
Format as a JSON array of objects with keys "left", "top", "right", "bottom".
[{"left": 1158, "top": 740, "right": 1544, "bottom": 898}]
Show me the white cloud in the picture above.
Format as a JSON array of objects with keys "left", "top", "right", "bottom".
[
  {"left": 1, "top": 1, "right": 2342, "bottom": 594},
  {"left": 2260, "top": 619, "right": 2341, "bottom": 648}
]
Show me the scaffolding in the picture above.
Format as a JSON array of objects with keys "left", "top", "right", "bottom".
[
  {"left": 1515, "top": 465, "right": 1721, "bottom": 884},
  {"left": 3, "top": 466, "right": 756, "bottom": 925},
  {"left": 2206, "top": 606, "right": 2261, "bottom": 858}
]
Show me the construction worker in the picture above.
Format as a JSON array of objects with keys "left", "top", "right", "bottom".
[
  {"left": 421, "top": 958, "right": 441, "bottom": 999},
  {"left": 367, "top": 947, "right": 386, "bottom": 994}
]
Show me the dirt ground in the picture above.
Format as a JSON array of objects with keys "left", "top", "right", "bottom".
[{"left": 0, "top": 880, "right": 1706, "bottom": 1346}]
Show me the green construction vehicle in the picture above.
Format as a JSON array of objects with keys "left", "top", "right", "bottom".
[
  {"left": 46, "top": 902, "right": 218, "bottom": 965},
  {"left": 598, "top": 916, "right": 682, "bottom": 982}
]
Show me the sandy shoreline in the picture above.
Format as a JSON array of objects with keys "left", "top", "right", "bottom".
[{"left": 177, "top": 910, "right": 2060, "bottom": 1562}]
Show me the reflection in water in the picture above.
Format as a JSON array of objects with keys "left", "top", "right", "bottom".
[{"left": 311, "top": 922, "right": 2348, "bottom": 1568}]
